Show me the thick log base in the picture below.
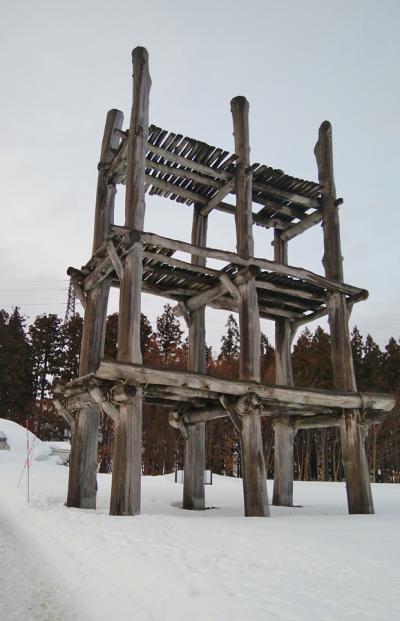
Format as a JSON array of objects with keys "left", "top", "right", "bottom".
[
  {"left": 110, "top": 392, "right": 142, "bottom": 516},
  {"left": 240, "top": 414, "right": 269, "bottom": 517},
  {"left": 67, "top": 405, "right": 100, "bottom": 509},
  {"left": 183, "top": 422, "right": 206, "bottom": 510},
  {"left": 272, "top": 420, "right": 295, "bottom": 507},
  {"left": 340, "top": 412, "right": 374, "bottom": 514}
]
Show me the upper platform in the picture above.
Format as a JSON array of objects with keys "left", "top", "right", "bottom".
[{"left": 107, "top": 124, "right": 324, "bottom": 241}]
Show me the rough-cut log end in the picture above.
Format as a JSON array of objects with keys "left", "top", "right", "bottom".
[
  {"left": 132, "top": 45, "right": 149, "bottom": 62},
  {"left": 314, "top": 120, "right": 333, "bottom": 161},
  {"left": 230, "top": 96, "right": 249, "bottom": 119},
  {"left": 131, "top": 47, "right": 152, "bottom": 87},
  {"left": 320, "top": 120, "right": 332, "bottom": 133}
]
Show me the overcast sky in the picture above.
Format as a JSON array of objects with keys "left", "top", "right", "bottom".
[{"left": 1, "top": 0, "right": 399, "bottom": 350}]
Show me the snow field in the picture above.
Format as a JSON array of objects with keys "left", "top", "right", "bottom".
[{"left": 0, "top": 420, "right": 399, "bottom": 620}]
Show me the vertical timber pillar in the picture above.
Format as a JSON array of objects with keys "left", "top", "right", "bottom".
[
  {"left": 67, "top": 109, "right": 124, "bottom": 509},
  {"left": 183, "top": 206, "right": 207, "bottom": 510},
  {"left": 231, "top": 96, "right": 269, "bottom": 517},
  {"left": 272, "top": 230, "right": 295, "bottom": 506},
  {"left": 315, "top": 120, "right": 373, "bottom": 514},
  {"left": 110, "top": 47, "right": 151, "bottom": 516}
]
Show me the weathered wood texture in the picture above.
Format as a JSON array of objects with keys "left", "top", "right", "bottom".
[
  {"left": 95, "top": 360, "right": 395, "bottom": 413},
  {"left": 108, "top": 227, "right": 365, "bottom": 297},
  {"left": 232, "top": 96, "right": 269, "bottom": 517},
  {"left": 67, "top": 108, "right": 123, "bottom": 510},
  {"left": 272, "top": 230, "right": 295, "bottom": 507},
  {"left": 316, "top": 120, "right": 374, "bottom": 514},
  {"left": 110, "top": 47, "right": 151, "bottom": 516},
  {"left": 183, "top": 206, "right": 208, "bottom": 510}
]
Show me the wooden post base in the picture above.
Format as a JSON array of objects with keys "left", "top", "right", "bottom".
[
  {"left": 240, "top": 414, "right": 269, "bottom": 517},
  {"left": 272, "top": 419, "right": 295, "bottom": 506},
  {"left": 67, "top": 405, "right": 100, "bottom": 509},
  {"left": 183, "top": 422, "right": 205, "bottom": 510},
  {"left": 340, "top": 412, "right": 374, "bottom": 514},
  {"left": 110, "top": 390, "right": 142, "bottom": 516}
]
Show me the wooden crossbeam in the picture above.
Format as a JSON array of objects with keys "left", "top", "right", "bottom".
[
  {"left": 95, "top": 360, "right": 395, "bottom": 413},
  {"left": 200, "top": 178, "right": 235, "bottom": 216},
  {"left": 144, "top": 174, "right": 208, "bottom": 204},
  {"left": 255, "top": 278, "right": 325, "bottom": 303},
  {"left": 146, "top": 158, "right": 221, "bottom": 189},
  {"left": 110, "top": 226, "right": 365, "bottom": 297},
  {"left": 251, "top": 181, "right": 319, "bottom": 208},
  {"left": 146, "top": 144, "right": 232, "bottom": 180},
  {"left": 279, "top": 209, "right": 323, "bottom": 242}
]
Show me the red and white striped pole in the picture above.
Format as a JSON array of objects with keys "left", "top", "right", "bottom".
[{"left": 26, "top": 418, "right": 30, "bottom": 503}]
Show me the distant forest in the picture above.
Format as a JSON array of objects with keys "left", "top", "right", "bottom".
[{"left": 1, "top": 306, "right": 399, "bottom": 483}]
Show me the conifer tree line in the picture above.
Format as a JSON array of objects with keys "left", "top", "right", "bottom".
[{"left": 0, "top": 306, "right": 399, "bottom": 482}]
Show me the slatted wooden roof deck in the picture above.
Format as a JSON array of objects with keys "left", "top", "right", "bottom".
[{"left": 107, "top": 124, "right": 324, "bottom": 240}]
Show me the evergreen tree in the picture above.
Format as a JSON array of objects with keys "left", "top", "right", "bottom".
[
  {"left": 29, "top": 314, "right": 64, "bottom": 400},
  {"left": 382, "top": 337, "right": 400, "bottom": 392},
  {"left": 361, "top": 334, "right": 383, "bottom": 392},
  {"left": 260, "top": 332, "right": 274, "bottom": 381},
  {"left": 104, "top": 312, "right": 153, "bottom": 359},
  {"left": 0, "top": 308, "right": 33, "bottom": 425},
  {"left": 156, "top": 304, "right": 183, "bottom": 360},
  {"left": 292, "top": 328, "right": 313, "bottom": 386},
  {"left": 61, "top": 313, "right": 83, "bottom": 381},
  {"left": 219, "top": 314, "right": 239, "bottom": 360},
  {"left": 351, "top": 326, "right": 364, "bottom": 386},
  {"left": 104, "top": 313, "right": 118, "bottom": 358}
]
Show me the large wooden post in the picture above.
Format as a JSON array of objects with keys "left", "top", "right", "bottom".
[
  {"left": 183, "top": 206, "right": 207, "bottom": 510},
  {"left": 67, "top": 109, "right": 123, "bottom": 509},
  {"left": 315, "top": 120, "right": 374, "bottom": 514},
  {"left": 231, "top": 96, "right": 269, "bottom": 517},
  {"left": 110, "top": 47, "right": 151, "bottom": 516},
  {"left": 272, "top": 230, "right": 295, "bottom": 506}
]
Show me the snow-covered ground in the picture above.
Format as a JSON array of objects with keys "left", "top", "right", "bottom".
[{"left": 1, "top": 418, "right": 399, "bottom": 621}]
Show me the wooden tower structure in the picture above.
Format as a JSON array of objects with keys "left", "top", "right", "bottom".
[{"left": 54, "top": 47, "right": 394, "bottom": 517}]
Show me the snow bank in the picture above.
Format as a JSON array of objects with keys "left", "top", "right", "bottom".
[{"left": 0, "top": 417, "right": 51, "bottom": 461}]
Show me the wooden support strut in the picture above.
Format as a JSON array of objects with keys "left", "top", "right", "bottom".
[
  {"left": 231, "top": 96, "right": 269, "bottom": 517},
  {"left": 172, "top": 266, "right": 253, "bottom": 317},
  {"left": 66, "top": 107, "right": 124, "bottom": 510},
  {"left": 315, "top": 120, "right": 374, "bottom": 514},
  {"left": 110, "top": 46, "right": 151, "bottom": 517},
  {"left": 272, "top": 229, "right": 296, "bottom": 507}
]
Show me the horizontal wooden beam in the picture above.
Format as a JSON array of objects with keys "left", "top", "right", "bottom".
[
  {"left": 279, "top": 209, "right": 323, "bottom": 242},
  {"left": 214, "top": 201, "right": 286, "bottom": 229},
  {"left": 291, "top": 290, "right": 368, "bottom": 330},
  {"left": 294, "top": 410, "right": 387, "bottom": 430},
  {"left": 146, "top": 158, "right": 221, "bottom": 189},
  {"left": 144, "top": 174, "right": 208, "bottom": 205},
  {"left": 252, "top": 181, "right": 319, "bottom": 209},
  {"left": 255, "top": 278, "right": 325, "bottom": 303},
  {"left": 95, "top": 360, "right": 395, "bottom": 413},
  {"left": 110, "top": 226, "right": 365, "bottom": 297},
  {"left": 146, "top": 143, "right": 233, "bottom": 180}
]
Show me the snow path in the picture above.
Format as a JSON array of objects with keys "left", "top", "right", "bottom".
[{"left": 0, "top": 503, "right": 77, "bottom": 621}]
